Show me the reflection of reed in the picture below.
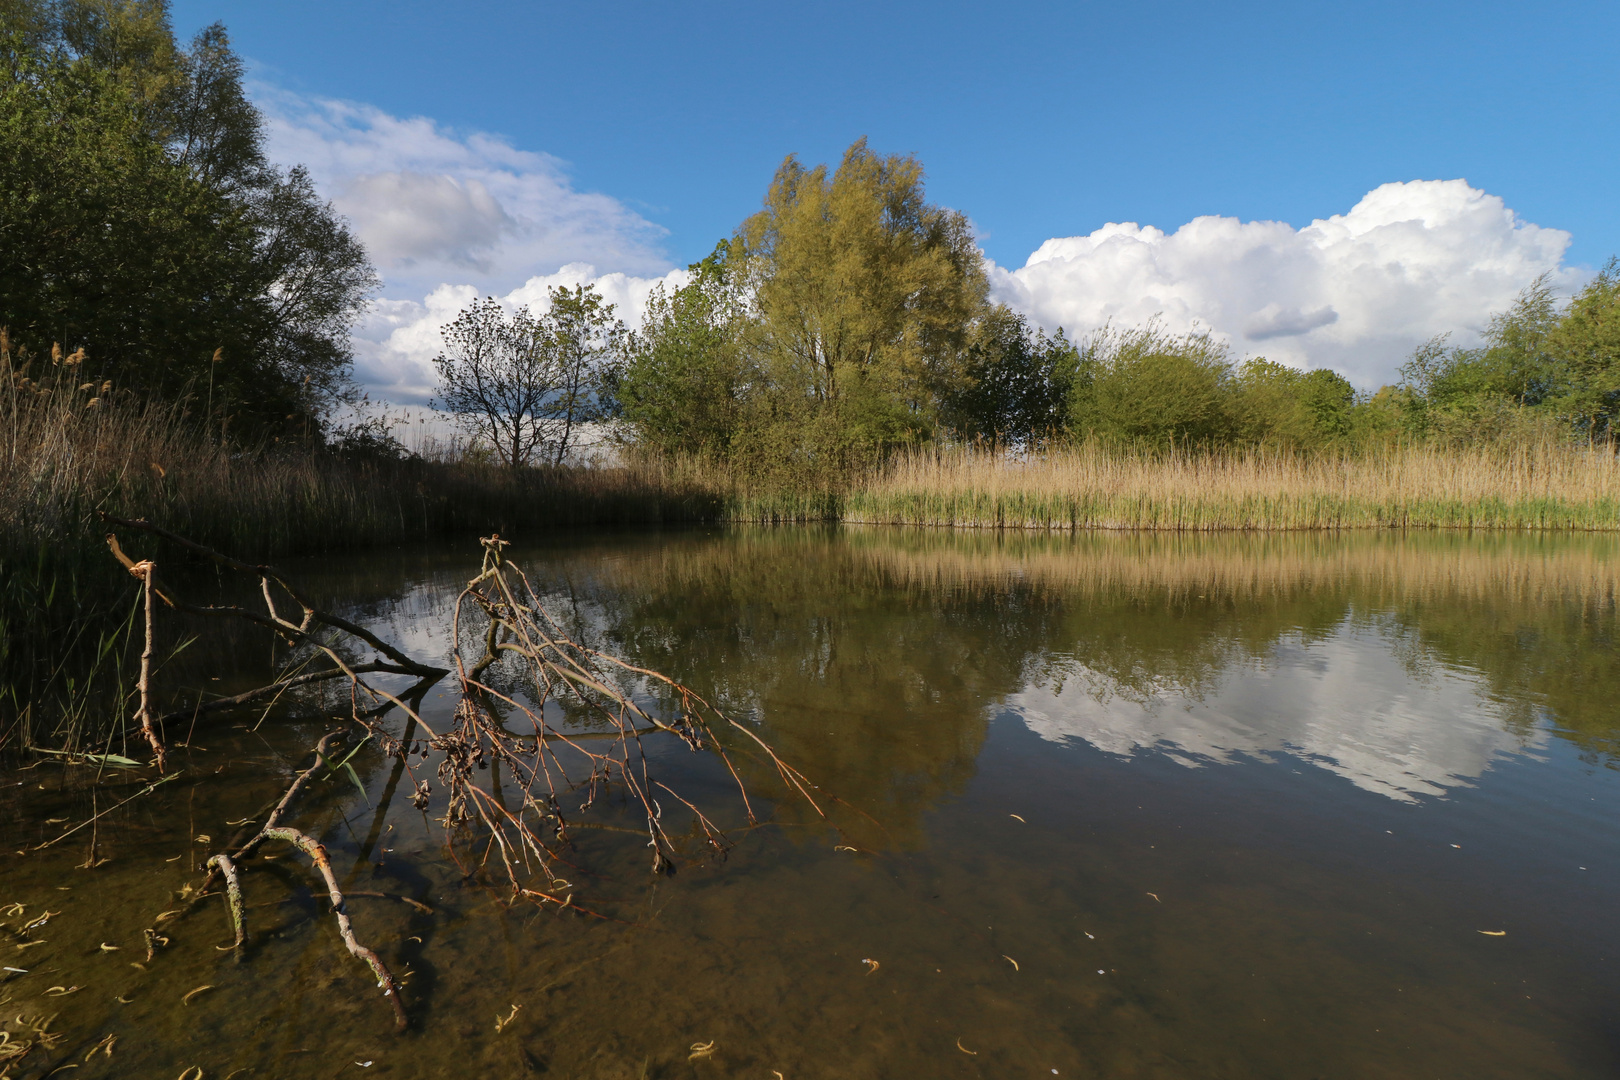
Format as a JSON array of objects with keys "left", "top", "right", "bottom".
[
  {"left": 832, "top": 528, "right": 1620, "bottom": 608},
  {"left": 846, "top": 443, "right": 1620, "bottom": 530},
  {"left": 565, "top": 527, "right": 1620, "bottom": 769}
]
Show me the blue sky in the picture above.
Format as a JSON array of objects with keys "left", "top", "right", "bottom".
[{"left": 168, "top": 0, "right": 1620, "bottom": 399}]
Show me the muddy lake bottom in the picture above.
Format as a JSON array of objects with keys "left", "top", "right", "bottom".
[{"left": 3, "top": 527, "right": 1619, "bottom": 1078}]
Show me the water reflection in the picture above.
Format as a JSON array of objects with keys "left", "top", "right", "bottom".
[
  {"left": 6, "top": 527, "right": 1620, "bottom": 1078},
  {"left": 1011, "top": 622, "right": 1545, "bottom": 800},
  {"left": 531, "top": 527, "right": 1618, "bottom": 818}
]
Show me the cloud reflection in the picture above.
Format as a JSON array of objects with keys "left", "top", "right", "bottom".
[{"left": 1007, "top": 620, "right": 1545, "bottom": 802}]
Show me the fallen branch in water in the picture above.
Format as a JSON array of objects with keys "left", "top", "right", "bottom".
[
  {"left": 101, "top": 516, "right": 448, "bottom": 760},
  {"left": 103, "top": 524, "right": 839, "bottom": 1039},
  {"left": 259, "top": 826, "right": 407, "bottom": 1034},
  {"left": 197, "top": 731, "right": 409, "bottom": 1033},
  {"left": 205, "top": 853, "right": 244, "bottom": 949},
  {"left": 419, "top": 533, "right": 833, "bottom": 899},
  {"left": 129, "top": 558, "right": 166, "bottom": 771}
]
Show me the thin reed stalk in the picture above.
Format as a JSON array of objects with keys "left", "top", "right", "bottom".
[{"left": 821, "top": 441, "right": 1620, "bottom": 531}]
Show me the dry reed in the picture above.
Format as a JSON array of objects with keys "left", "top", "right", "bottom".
[{"left": 833, "top": 442, "right": 1620, "bottom": 531}]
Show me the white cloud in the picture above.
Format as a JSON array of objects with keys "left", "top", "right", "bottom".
[
  {"left": 351, "top": 263, "right": 689, "bottom": 404},
  {"left": 257, "top": 87, "right": 672, "bottom": 296},
  {"left": 253, "top": 86, "right": 685, "bottom": 403},
  {"left": 991, "top": 180, "right": 1582, "bottom": 387}
]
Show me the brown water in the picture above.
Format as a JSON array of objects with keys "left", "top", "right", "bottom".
[{"left": 4, "top": 527, "right": 1620, "bottom": 1078}]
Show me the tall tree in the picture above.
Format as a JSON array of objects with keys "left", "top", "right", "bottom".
[
  {"left": 0, "top": 0, "right": 375, "bottom": 433},
  {"left": 735, "top": 138, "right": 989, "bottom": 457}
]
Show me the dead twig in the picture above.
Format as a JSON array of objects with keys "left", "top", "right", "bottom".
[
  {"left": 260, "top": 826, "right": 407, "bottom": 1034},
  {"left": 129, "top": 558, "right": 165, "bottom": 771}
]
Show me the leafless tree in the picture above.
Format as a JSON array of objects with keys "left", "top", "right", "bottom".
[{"left": 432, "top": 287, "right": 624, "bottom": 468}]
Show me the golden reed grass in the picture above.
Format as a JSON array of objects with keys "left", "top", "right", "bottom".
[{"left": 825, "top": 442, "right": 1620, "bottom": 530}]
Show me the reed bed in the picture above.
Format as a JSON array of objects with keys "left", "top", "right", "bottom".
[
  {"left": 822, "top": 442, "right": 1620, "bottom": 531},
  {"left": 0, "top": 354, "right": 725, "bottom": 750}
]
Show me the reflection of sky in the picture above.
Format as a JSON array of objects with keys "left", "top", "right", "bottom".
[{"left": 1007, "top": 620, "right": 1547, "bottom": 802}]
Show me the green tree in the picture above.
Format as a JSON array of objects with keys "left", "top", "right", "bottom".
[
  {"left": 1230, "top": 358, "right": 1354, "bottom": 448},
  {"left": 0, "top": 49, "right": 264, "bottom": 407},
  {"left": 1393, "top": 274, "right": 1610, "bottom": 445},
  {"left": 733, "top": 138, "right": 989, "bottom": 469},
  {"left": 942, "top": 305, "right": 1077, "bottom": 445},
  {"left": 1546, "top": 258, "right": 1620, "bottom": 441},
  {"left": 1070, "top": 322, "right": 1232, "bottom": 447},
  {"left": 0, "top": 1, "right": 376, "bottom": 434},
  {"left": 614, "top": 244, "right": 750, "bottom": 458}
]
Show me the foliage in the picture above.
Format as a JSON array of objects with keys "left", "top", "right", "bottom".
[
  {"left": 1545, "top": 258, "right": 1620, "bottom": 439},
  {"left": 1230, "top": 358, "right": 1355, "bottom": 447},
  {"left": 1069, "top": 322, "right": 1233, "bottom": 446},
  {"left": 941, "top": 305, "right": 1077, "bottom": 446},
  {"left": 433, "top": 285, "right": 624, "bottom": 469},
  {"left": 1391, "top": 266, "right": 1620, "bottom": 445},
  {"left": 0, "top": 0, "right": 375, "bottom": 436},
  {"left": 732, "top": 138, "right": 990, "bottom": 473},
  {"left": 613, "top": 244, "right": 751, "bottom": 459}
]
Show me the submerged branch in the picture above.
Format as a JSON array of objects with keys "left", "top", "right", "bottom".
[{"left": 262, "top": 826, "right": 409, "bottom": 1034}]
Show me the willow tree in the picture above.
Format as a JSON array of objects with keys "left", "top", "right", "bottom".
[{"left": 734, "top": 138, "right": 989, "bottom": 471}]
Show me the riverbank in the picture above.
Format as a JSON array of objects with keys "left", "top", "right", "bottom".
[{"left": 8, "top": 371, "right": 1620, "bottom": 752}]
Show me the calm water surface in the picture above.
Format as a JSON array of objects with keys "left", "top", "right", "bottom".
[{"left": 3, "top": 528, "right": 1619, "bottom": 1078}]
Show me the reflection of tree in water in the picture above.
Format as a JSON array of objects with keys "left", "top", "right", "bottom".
[
  {"left": 512, "top": 527, "right": 1620, "bottom": 840},
  {"left": 521, "top": 531, "right": 1040, "bottom": 847}
]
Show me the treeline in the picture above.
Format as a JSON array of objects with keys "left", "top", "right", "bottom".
[
  {"left": 606, "top": 141, "right": 1618, "bottom": 483},
  {"left": 1, "top": 0, "right": 374, "bottom": 436}
]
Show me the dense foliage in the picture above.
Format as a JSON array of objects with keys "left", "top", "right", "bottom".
[
  {"left": 0, "top": 0, "right": 375, "bottom": 436},
  {"left": 609, "top": 138, "right": 1617, "bottom": 482}
]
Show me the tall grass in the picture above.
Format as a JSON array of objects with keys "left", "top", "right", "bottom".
[
  {"left": 0, "top": 348, "right": 726, "bottom": 751},
  {"left": 814, "top": 441, "right": 1620, "bottom": 530}
]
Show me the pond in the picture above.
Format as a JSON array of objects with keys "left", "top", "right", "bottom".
[{"left": 3, "top": 527, "right": 1619, "bottom": 1078}]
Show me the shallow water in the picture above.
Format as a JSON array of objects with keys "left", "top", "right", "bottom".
[{"left": 4, "top": 527, "right": 1620, "bottom": 1078}]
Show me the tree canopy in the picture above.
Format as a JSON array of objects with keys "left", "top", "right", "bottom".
[
  {"left": 434, "top": 285, "right": 624, "bottom": 468},
  {"left": 0, "top": 0, "right": 375, "bottom": 436}
]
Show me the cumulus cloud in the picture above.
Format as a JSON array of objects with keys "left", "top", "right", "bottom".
[
  {"left": 351, "top": 263, "right": 689, "bottom": 404},
  {"left": 257, "top": 87, "right": 671, "bottom": 296},
  {"left": 990, "top": 180, "right": 1581, "bottom": 387},
  {"left": 252, "top": 86, "right": 1579, "bottom": 402}
]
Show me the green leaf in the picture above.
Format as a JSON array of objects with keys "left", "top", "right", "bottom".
[
  {"left": 343, "top": 762, "right": 370, "bottom": 807},
  {"left": 32, "top": 749, "right": 142, "bottom": 767}
]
